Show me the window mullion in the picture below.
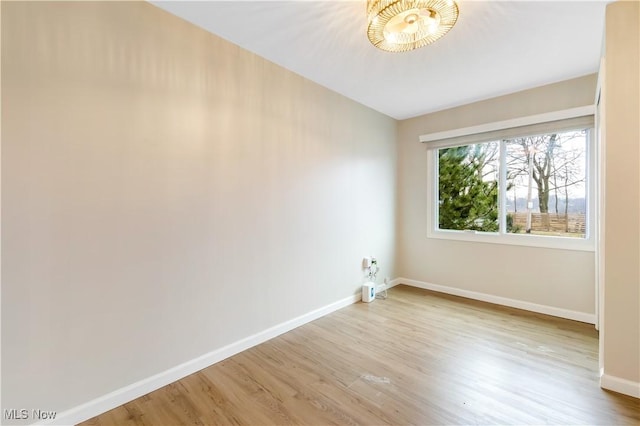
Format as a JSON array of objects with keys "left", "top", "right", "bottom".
[{"left": 499, "top": 139, "right": 507, "bottom": 235}]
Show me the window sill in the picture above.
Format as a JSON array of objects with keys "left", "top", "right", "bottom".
[{"left": 427, "top": 229, "right": 595, "bottom": 252}]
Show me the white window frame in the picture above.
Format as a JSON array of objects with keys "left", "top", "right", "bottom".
[{"left": 423, "top": 107, "right": 596, "bottom": 252}]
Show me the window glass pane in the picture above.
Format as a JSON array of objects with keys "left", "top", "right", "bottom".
[
  {"left": 438, "top": 142, "right": 499, "bottom": 232},
  {"left": 505, "top": 130, "right": 587, "bottom": 238}
]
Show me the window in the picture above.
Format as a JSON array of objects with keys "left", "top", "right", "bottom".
[
  {"left": 503, "top": 130, "right": 588, "bottom": 238},
  {"left": 438, "top": 142, "right": 500, "bottom": 233},
  {"left": 424, "top": 110, "right": 594, "bottom": 251}
]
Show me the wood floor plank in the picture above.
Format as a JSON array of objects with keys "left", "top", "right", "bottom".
[{"left": 82, "top": 285, "right": 640, "bottom": 425}]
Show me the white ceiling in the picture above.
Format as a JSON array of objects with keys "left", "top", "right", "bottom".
[{"left": 151, "top": 1, "right": 608, "bottom": 120}]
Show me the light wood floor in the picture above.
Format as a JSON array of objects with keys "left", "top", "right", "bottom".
[{"left": 83, "top": 285, "right": 640, "bottom": 425}]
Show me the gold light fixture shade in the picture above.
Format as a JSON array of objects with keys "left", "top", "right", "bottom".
[{"left": 367, "top": 0, "right": 459, "bottom": 52}]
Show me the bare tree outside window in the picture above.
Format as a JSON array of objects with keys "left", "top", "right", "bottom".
[{"left": 505, "top": 130, "right": 586, "bottom": 237}]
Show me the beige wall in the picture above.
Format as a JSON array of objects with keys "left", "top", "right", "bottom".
[
  {"left": 601, "top": 0, "right": 640, "bottom": 391},
  {"left": 1, "top": 1, "right": 397, "bottom": 416},
  {"left": 397, "top": 75, "right": 598, "bottom": 314}
]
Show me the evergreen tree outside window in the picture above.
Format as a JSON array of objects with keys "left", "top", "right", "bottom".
[{"left": 438, "top": 142, "right": 499, "bottom": 232}]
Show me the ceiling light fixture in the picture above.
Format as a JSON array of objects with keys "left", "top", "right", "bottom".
[{"left": 367, "top": 0, "right": 459, "bottom": 52}]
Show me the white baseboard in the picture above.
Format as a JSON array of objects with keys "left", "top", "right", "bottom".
[
  {"left": 42, "top": 293, "right": 361, "bottom": 426},
  {"left": 601, "top": 372, "right": 640, "bottom": 398},
  {"left": 395, "top": 277, "right": 596, "bottom": 324}
]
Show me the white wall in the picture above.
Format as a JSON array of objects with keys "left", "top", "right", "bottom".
[
  {"left": 600, "top": 0, "right": 640, "bottom": 396},
  {"left": 397, "top": 75, "right": 598, "bottom": 316},
  {"left": 1, "top": 1, "right": 397, "bottom": 419}
]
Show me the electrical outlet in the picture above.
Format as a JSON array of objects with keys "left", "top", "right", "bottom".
[{"left": 384, "top": 277, "right": 389, "bottom": 284}]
